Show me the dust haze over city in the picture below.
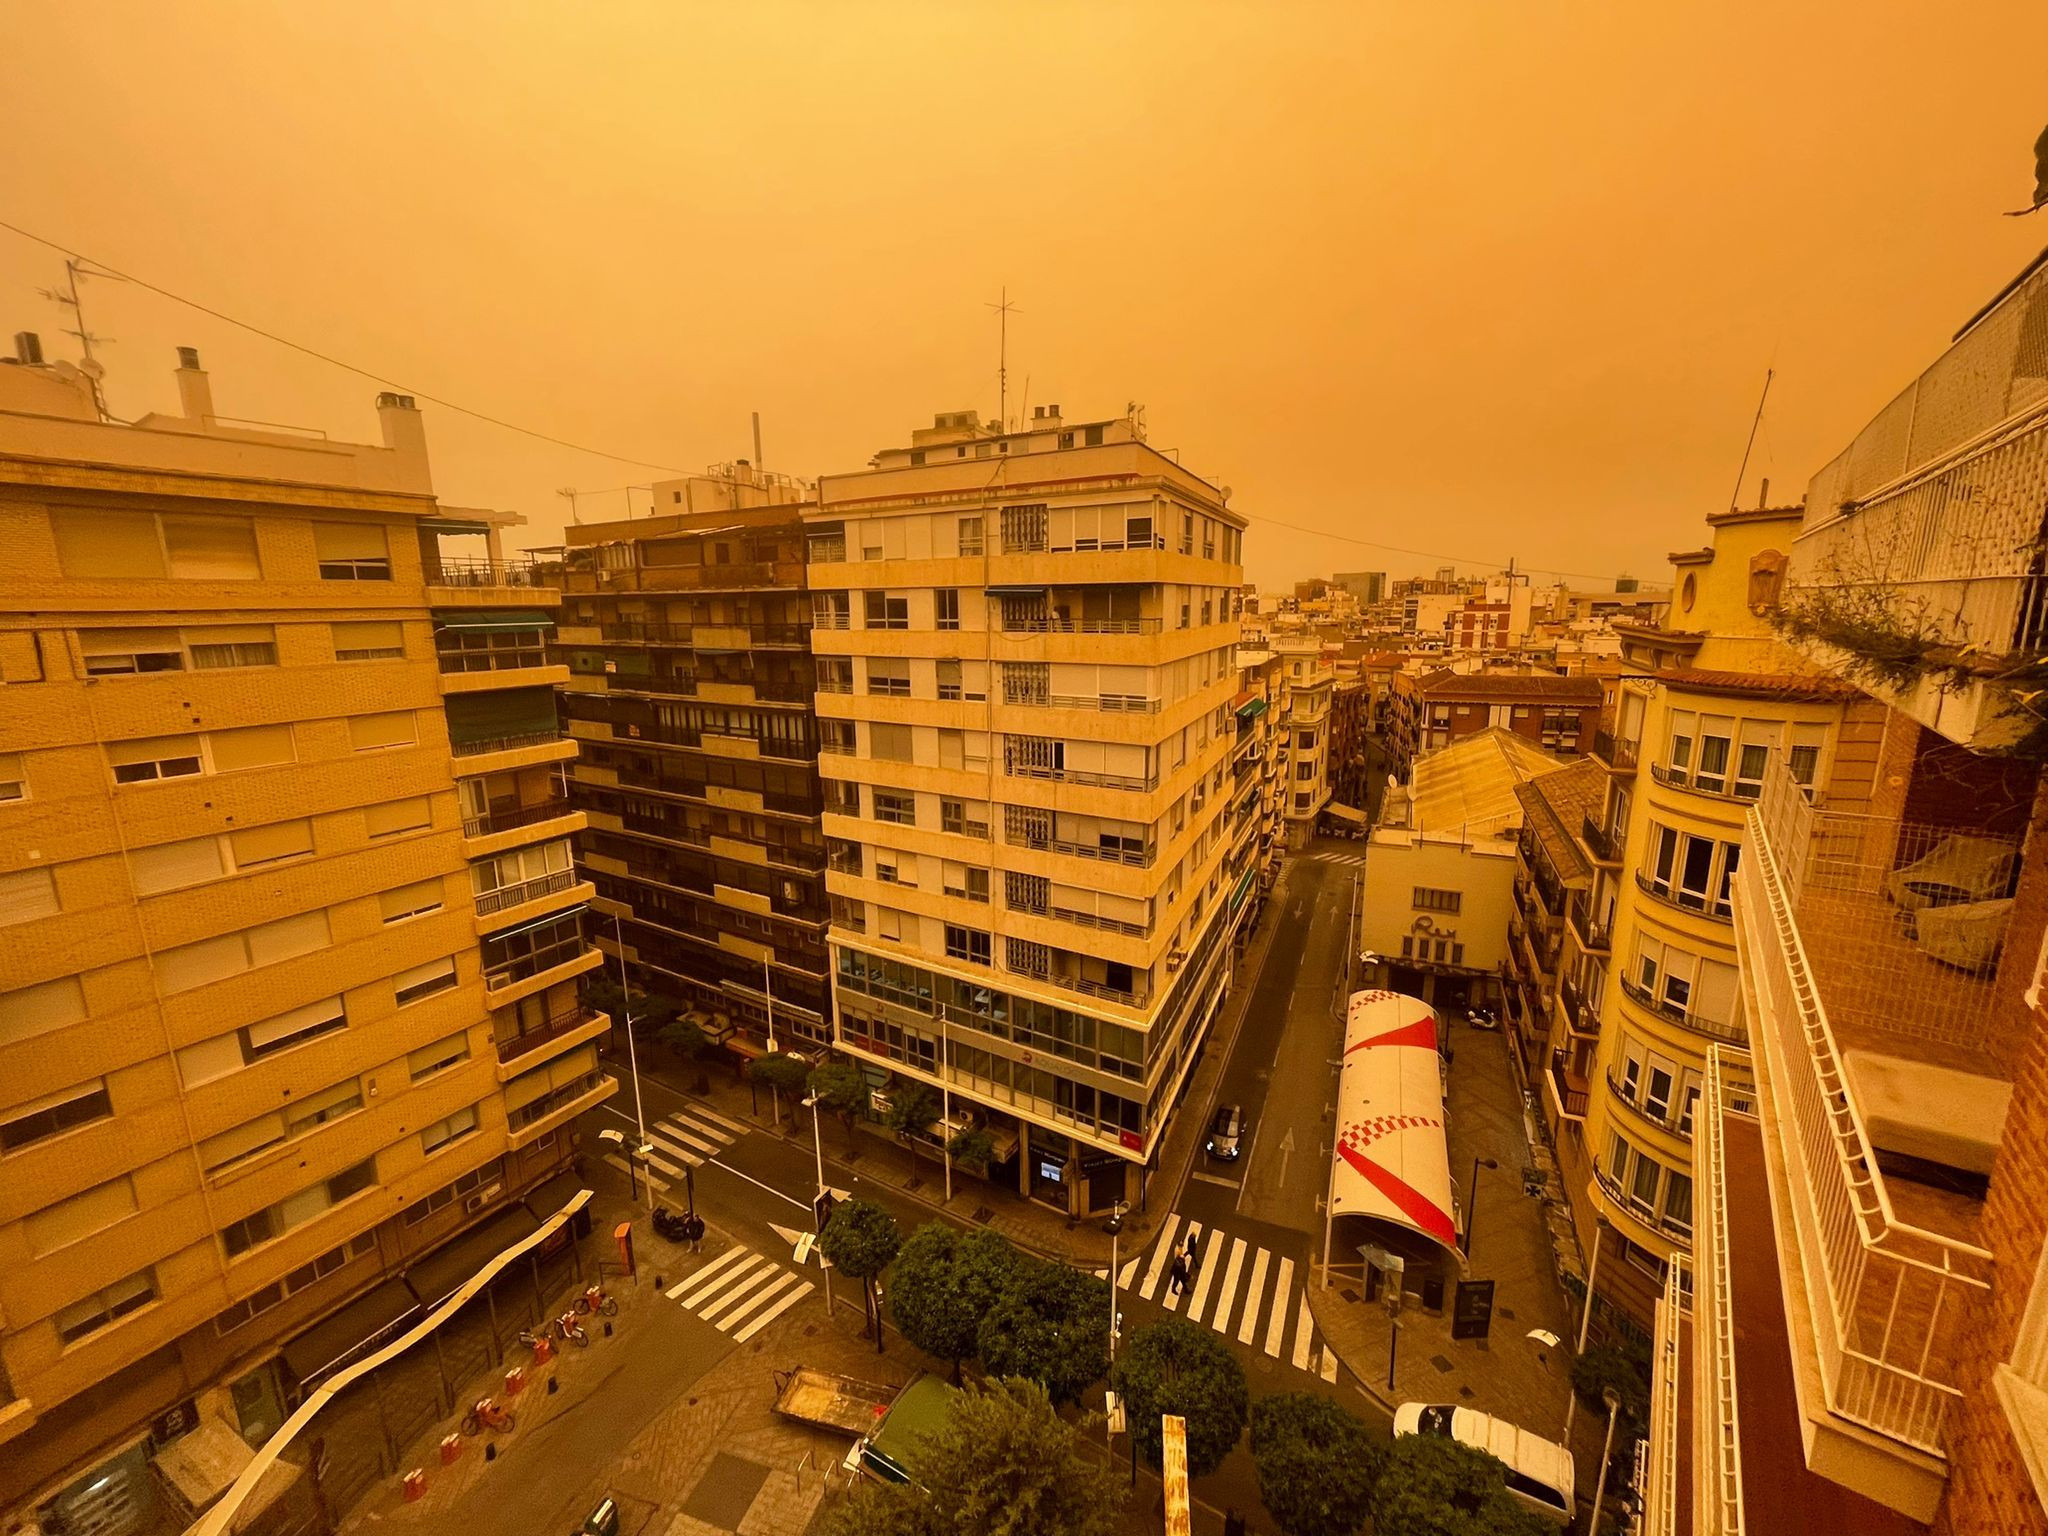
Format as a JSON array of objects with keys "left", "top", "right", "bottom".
[{"left": 10, "top": 6, "right": 2048, "bottom": 1536}]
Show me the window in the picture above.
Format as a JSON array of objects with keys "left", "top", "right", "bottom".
[
  {"left": 421, "top": 1105, "right": 480, "bottom": 1155},
  {"left": 0, "top": 752, "right": 22, "bottom": 802},
  {"left": 333, "top": 620, "right": 405, "bottom": 660},
  {"left": 945, "top": 925, "right": 992, "bottom": 965},
  {"left": 1412, "top": 887, "right": 1461, "bottom": 914},
  {"left": 164, "top": 516, "right": 262, "bottom": 579},
  {"left": 209, "top": 724, "right": 297, "bottom": 773},
  {"left": 222, "top": 1159, "right": 376, "bottom": 1257},
  {"left": 1, "top": 1078, "right": 112, "bottom": 1152},
  {"left": 938, "top": 659, "right": 963, "bottom": 701},
  {"left": 935, "top": 590, "right": 960, "bottom": 630},
  {"left": 863, "top": 591, "right": 909, "bottom": 629},
  {"left": 964, "top": 868, "right": 990, "bottom": 902},
  {"left": 1663, "top": 1171, "right": 1694, "bottom": 1231},
  {"left": 867, "top": 661, "right": 911, "bottom": 697},
  {"left": 186, "top": 625, "right": 278, "bottom": 669},
  {"left": 156, "top": 910, "right": 330, "bottom": 993},
  {"left": 108, "top": 733, "right": 203, "bottom": 784},
  {"left": 1296, "top": 761, "right": 1317, "bottom": 780},
  {"left": 365, "top": 796, "right": 434, "bottom": 838},
  {"left": 348, "top": 711, "right": 417, "bottom": 752},
  {"left": 378, "top": 878, "right": 444, "bottom": 924},
  {"left": 80, "top": 627, "right": 184, "bottom": 675},
  {"left": 1629, "top": 1145, "right": 1661, "bottom": 1212},
  {"left": 999, "top": 504, "right": 1048, "bottom": 553},
  {"left": 201, "top": 1079, "right": 363, "bottom": 1173},
  {"left": 314, "top": 522, "right": 392, "bottom": 580},
  {"left": 409, "top": 1031, "right": 471, "bottom": 1081},
  {"left": 129, "top": 820, "right": 314, "bottom": 894},
  {"left": 0, "top": 866, "right": 59, "bottom": 927},
  {"left": 394, "top": 956, "right": 460, "bottom": 1006},
  {"left": 404, "top": 1159, "right": 504, "bottom": 1226},
  {"left": 957, "top": 516, "right": 984, "bottom": 556},
  {"left": 55, "top": 1270, "right": 157, "bottom": 1343},
  {"left": 1127, "top": 514, "right": 1154, "bottom": 547},
  {"left": 870, "top": 723, "right": 914, "bottom": 763},
  {"left": 27, "top": 1176, "right": 139, "bottom": 1256},
  {"left": 1694, "top": 715, "right": 1734, "bottom": 794},
  {"left": 245, "top": 997, "right": 348, "bottom": 1060},
  {"left": 874, "top": 790, "right": 916, "bottom": 826},
  {"left": 0, "top": 976, "right": 87, "bottom": 1046}
]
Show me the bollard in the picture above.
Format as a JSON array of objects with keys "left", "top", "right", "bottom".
[
  {"left": 403, "top": 1470, "right": 428, "bottom": 1502},
  {"left": 547, "top": 1375, "right": 560, "bottom": 1395},
  {"left": 603, "top": 1320, "right": 614, "bottom": 1338},
  {"left": 484, "top": 1442, "right": 497, "bottom": 1464},
  {"left": 504, "top": 1366, "right": 526, "bottom": 1397},
  {"left": 439, "top": 1434, "right": 462, "bottom": 1466}
]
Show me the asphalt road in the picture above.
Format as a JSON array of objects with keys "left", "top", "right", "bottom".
[{"left": 573, "top": 847, "right": 1390, "bottom": 1526}]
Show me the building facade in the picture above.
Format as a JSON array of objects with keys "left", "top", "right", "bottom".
[
  {"left": 556, "top": 468, "right": 831, "bottom": 1055},
  {"left": 1507, "top": 760, "right": 1599, "bottom": 1083},
  {"left": 0, "top": 345, "right": 608, "bottom": 1527},
  {"left": 807, "top": 409, "right": 1247, "bottom": 1216},
  {"left": 1384, "top": 668, "right": 1603, "bottom": 783},
  {"left": 1272, "top": 636, "right": 1333, "bottom": 846}
]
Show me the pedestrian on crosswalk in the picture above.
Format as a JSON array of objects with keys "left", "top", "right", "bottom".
[{"left": 1165, "top": 1253, "right": 1189, "bottom": 1298}]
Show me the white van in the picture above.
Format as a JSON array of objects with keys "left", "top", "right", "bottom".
[{"left": 1392, "top": 1403, "right": 1576, "bottom": 1526}]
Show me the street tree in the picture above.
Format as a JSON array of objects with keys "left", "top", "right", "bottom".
[
  {"left": 820, "top": 1198, "right": 901, "bottom": 1346},
  {"left": 883, "top": 1078, "right": 943, "bottom": 1168},
  {"left": 888, "top": 1222, "right": 981, "bottom": 1380},
  {"left": 1249, "top": 1394, "right": 1379, "bottom": 1536},
  {"left": 825, "top": 1377, "right": 1125, "bottom": 1536},
  {"left": 808, "top": 1058, "right": 870, "bottom": 1154},
  {"left": 657, "top": 1016, "right": 710, "bottom": 1091},
  {"left": 1369, "top": 1433, "right": 1555, "bottom": 1536},
  {"left": 585, "top": 976, "right": 680, "bottom": 1034},
  {"left": 1110, "top": 1316, "right": 1249, "bottom": 1479},
  {"left": 976, "top": 1258, "right": 1111, "bottom": 1404},
  {"left": 947, "top": 1125, "right": 996, "bottom": 1180},
  {"left": 749, "top": 1051, "right": 809, "bottom": 1129},
  {"left": 1572, "top": 1338, "right": 1651, "bottom": 1492}
]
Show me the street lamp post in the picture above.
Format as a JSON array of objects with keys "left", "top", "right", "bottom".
[
  {"left": 1105, "top": 1198, "right": 1128, "bottom": 1453},
  {"left": 610, "top": 910, "right": 654, "bottom": 1214},
  {"left": 1563, "top": 1216, "right": 1611, "bottom": 1440},
  {"left": 1587, "top": 1387, "right": 1623, "bottom": 1536},
  {"left": 803, "top": 1092, "right": 833, "bottom": 1319},
  {"left": 1460, "top": 1156, "right": 1498, "bottom": 1259}
]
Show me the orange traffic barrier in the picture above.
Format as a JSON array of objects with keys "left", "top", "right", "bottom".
[
  {"left": 504, "top": 1366, "right": 527, "bottom": 1396},
  {"left": 403, "top": 1469, "right": 428, "bottom": 1501},
  {"left": 439, "top": 1434, "right": 462, "bottom": 1465}
]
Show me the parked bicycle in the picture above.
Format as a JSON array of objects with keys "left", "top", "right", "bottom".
[
  {"left": 554, "top": 1310, "right": 590, "bottom": 1348},
  {"left": 460, "top": 1396, "right": 517, "bottom": 1436},
  {"left": 575, "top": 1283, "right": 619, "bottom": 1318}
]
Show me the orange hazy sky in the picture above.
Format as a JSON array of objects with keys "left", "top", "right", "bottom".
[{"left": 3, "top": 2, "right": 2046, "bottom": 590}]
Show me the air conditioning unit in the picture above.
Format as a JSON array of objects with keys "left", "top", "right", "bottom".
[
  {"left": 1165, "top": 948, "right": 1186, "bottom": 974},
  {"left": 463, "top": 1191, "right": 488, "bottom": 1214}
]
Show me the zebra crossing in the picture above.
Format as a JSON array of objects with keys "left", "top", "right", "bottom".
[
  {"left": 1309, "top": 848, "right": 1369, "bottom": 870},
  {"left": 599, "top": 1102, "right": 751, "bottom": 1192},
  {"left": 663, "top": 1242, "right": 816, "bottom": 1343},
  {"left": 1117, "top": 1213, "right": 1338, "bottom": 1382}
]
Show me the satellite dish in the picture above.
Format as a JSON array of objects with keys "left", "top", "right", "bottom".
[
  {"left": 78, "top": 358, "right": 105, "bottom": 379},
  {"left": 1220, "top": 484, "right": 1234, "bottom": 504}
]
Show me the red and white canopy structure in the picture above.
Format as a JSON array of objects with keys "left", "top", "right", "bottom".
[{"left": 1330, "top": 990, "right": 1458, "bottom": 1254}]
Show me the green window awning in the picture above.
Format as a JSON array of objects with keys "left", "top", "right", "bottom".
[
  {"left": 444, "top": 686, "right": 559, "bottom": 744},
  {"left": 1228, "top": 866, "right": 1257, "bottom": 910},
  {"left": 1236, "top": 696, "right": 1269, "bottom": 721}
]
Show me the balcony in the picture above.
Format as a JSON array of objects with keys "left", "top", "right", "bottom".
[
  {"left": 1591, "top": 727, "right": 1639, "bottom": 774},
  {"left": 1547, "top": 1049, "right": 1589, "bottom": 1121},
  {"left": 1559, "top": 973, "right": 1600, "bottom": 1037},
  {"left": 463, "top": 796, "right": 576, "bottom": 839},
  {"left": 1002, "top": 691, "right": 1163, "bottom": 715},
  {"left": 1567, "top": 893, "right": 1612, "bottom": 954},
  {"left": 425, "top": 554, "right": 562, "bottom": 596},
  {"left": 475, "top": 866, "right": 584, "bottom": 919},
  {"left": 1735, "top": 765, "right": 2008, "bottom": 1504},
  {"left": 1607, "top": 1071, "right": 1694, "bottom": 1140},
  {"left": 495, "top": 1004, "right": 610, "bottom": 1072},
  {"left": 1580, "top": 812, "right": 1623, "bottom": 866},
  {"left": 452, "top": 728, "right": 564, "bottom": 759},
  {"left": 1635, "top": 869, "right": 1731, "bottom": 922},
  {"left": 999, "top": 616, "right": 1164, "bottom": 636},
  {"left": 1619, "top": 974, "right": 1746, "bottom": 1045}
]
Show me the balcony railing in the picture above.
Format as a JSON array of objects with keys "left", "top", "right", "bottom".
[
  {"left": 1593, "top": 1157, "right": 1694, "bottom": 1243},
  {"left": 463, "top": 797, "right": 573, "bottom": 838},
  {"left": 1634, "top": 870, "right": 1731, "bottom": 922},
  {"left": 453, "top": 729, "right": 563, "bottom": 758},
  {"left": 998, "top": 616, "right": 1164, "bottom": 635},
  {"left": 1738, "top": 765, "right": 1998, "bottom": 1457},
  {"left": 1568, "top": 893, "right": 1612, "bottom": 953},
  {"left": 1580, "top": 812, "right": 1622, "bottom": 865},
  {"left": 1618, "top": 974, "right": 1746, "bottom": 1044},
  {"left": 1043, "top": 971, "right": 1147, "bottom": 1008},
  {"left": 427, "top": 554, "right": 561, "bottom": 590},
  {"left": 1548, "top": 1049, "right": 1589, "bottom": 1119},
  {"left": 437, "top": 641, "right": 551, "bottom": 674},
  {"left": 1606, "top": 1071, "right": 1694, "bottom": 1139},
  {"left": 598, "top": 619, "right": 809, "bottom": 647},
  {"left": 475, "top": 866, "right": 581, "bottom": 916},
  {"left": 1592, "top": 728, "right": 1639, "bottom": 773},
  {"left": 1048, "top": 905, "right": 1150, "bottom": 939},
  {"left": 1005, "top": 761, "right": 1158, "bottom": 794},
  {"left": 1559, "top": 973, "right": 1599, "bottom": 1036},
  {"left": 497, "top": 1004, "right": 602, "bottom": 1066}
]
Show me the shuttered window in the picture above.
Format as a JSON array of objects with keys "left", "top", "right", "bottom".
[
  {"left": 161, "top": 515, "right": 261, "bottom": 579},
  {"left": 246, "top": 996, "right": 345, "bottom": 1055},
  {"left": 348, "top": 711, "right": 417, "bottom": 752},
  {"left": 25, "top": 1176, "right": 138, "bottom": 1257},
  {"left": 208, "top": 724, "right": 295, "bottom": 772},
  {"left": 199, "top": 1111, "right": 288, "bottom": 1173},
  {"left": 314, "top": 522, "right": 391, "bottom": 580},
  {"left": 283, "top": 1076, "right": 363, "bottom": 1134},
  {"left": 53, "top": 510, "right": 165, "bottom": 577},
  {"left": 393, "top": 956, "right": 459, "bottom": 1006},
  {"left": 0, "top": 867, "right": 59, "bottom": 927},
  {"left": 157, "top": 910, "right": 330, "bottom": 993},
  {"left": 364, "top": 796, "right": 433, "bottom": 838},
  {"left": 408, "top": 1031, "right": 470, "bottom": 1080},
  {"left": 79, "top": 627, "right": 184, "bottom": 675},
  {"left": 130, "top": 836, "right": 227, "bottom": 894},
  {"left": 0, "top": 752, "right": 22, "bottom": 802},
  {"left": 0, "top": 976, "right": 87, "bottom": 1045},
  {"left": 378, "top": 879, "right": 444, "bottom": 924},
  {"left": 54, "top": 1270, "right": 156, "bottom": 1342},
  {"left": 332, "top": 620, "right": 404, "bottom": 660},
  {"left": 505, "top": 1046, "right": 595, "bottom": 1112},
  {"left": 108, "top": 734, "right": 203, "bottom": 784},
  {"left": 246, "top": 911, "right": 329, "bottom": 966},
  {"left": 421, "top": 1104, "right": 479, "bottom": 1154},
  {"left": 186, "top": 624, "right": 277, "bottom": 669},
  {"left": 229, "top": 819, "right": 313, "bottom": 868},
  {"left": 0, "top": 1078, "right": 112, "bottom": 1151},
  {"left": 175, "top": 1033, "right": 246, "bottom": 1087},
  {"left": 444, "top": 686, "right": 558, "bottom": 747}
]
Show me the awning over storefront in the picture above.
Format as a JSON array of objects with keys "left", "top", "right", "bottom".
[
  {"left": 521, "top": 1170, "right": 588, "bottom": 1224},
  {"left": 1324, "top": 802, "right": 1368, "bottom": 825},
  {"left": 278, "top": 1278, "right": 420, "bottom": 1389},
  {"left": 403, "top": 1204, "right": 542, "bottom": 1310},
  {"left": 1330, "top": 991, "right": 1457, "bottom": 1253}
]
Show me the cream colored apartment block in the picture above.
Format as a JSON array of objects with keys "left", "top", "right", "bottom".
[
  {"left": 808, "top": 408, "right": 1247, "bottom": 1216},
  {"left": 0, "top": 345, "right": 610, "bottom": 1522}
]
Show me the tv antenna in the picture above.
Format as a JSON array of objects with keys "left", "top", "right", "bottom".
[
  {"left": 39, "top": 256, "right": 123, "bottom": 418},
  {"left": 986, "top": 287, "right": 1021, "bottom": 430},
  {"left": 556, "top": 486, "right": 581, "bottom": 525}
]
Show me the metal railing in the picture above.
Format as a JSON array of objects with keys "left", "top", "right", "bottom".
[
  {"left": 1568, "top": 893, "right": 1612, "bottom": 952},
  {"left": 427, "top": 554, "right": 561, "bottom": 589},
  {"left": 1738, "top": 765, "right": 1996, "bottom": 1456},
  {"left": 1580, "top": 812, "right": 1622, "bottom": 865},
  {"left": 1548, "top": 1049, "right": 1589, "bottom": 1118},
  {"left": 1634, "top": 870, "right": 1731, "bottom": 922},
  {"left": 1695, "top": 1052, "right": 1746, "bottom": 1535},
  {"left": 598, "top": 619, "right": 809, "bottom": 647},
  {"left": 1606, "top": 1071, "right": 1694, "bottom": 1139},
  {"left": 1560, "top": 974, "right": 1599, "bottom": 1036},
  {"left": 1593, "top": 1157, "right": 1693, "bottom": 1243},
  {"left": 1048, "top": 905, "right": 1150, "bottom": 939},
  {"left": 437, "top": 642, "right": 551, "bottom": 674},
  {"left": 452, "top": 729, "right": 563, "bottom": 758},
  {"left": 1005, "top": 761, "right": 1158, "bottom": 794},
  {"left": 474, "top": 866, "right": 581, "bottom": 916},
  {"left": 812, "top": 610, "right": 852, "bottom": 630},
  {"left": 463, "top": 797, "right": 573, "bottom": 837},
  {"left": 1044, "top": 971, "right": 1147, "bottom": 1009},
  {"left": 1649, "top": 760, "right": 1766, "bottom": 803},
  {"left": 1618, "top": 975, "right": 1746, "bottom": 1044},
  {"left": 1593, "top": 728, "right": 1640, "bottom": 773},
  {"left": 496, "top": 1005, "right": 601, "bottom": 1066},
  {"left": 999, "top": 616, "right": 1164, "bottom": 635}
]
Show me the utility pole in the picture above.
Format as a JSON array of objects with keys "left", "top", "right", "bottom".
[
  {"left": 985, "top": 288, "right": 1021, "bottom": 429},
  {"left": 40, "top": 257, "right": 117, "bottom": 418},
  {"left": 609, "top": 909, "right": 654, "bottom": 1214}
]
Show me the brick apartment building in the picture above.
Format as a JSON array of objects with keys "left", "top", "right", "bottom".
[{"left": 1382, "top": 668, "right": 1603, "bottom": 783}]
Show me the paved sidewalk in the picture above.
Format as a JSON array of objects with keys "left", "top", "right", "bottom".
[
  {"left": 1307, "top": 1014, "right": 1594, "bottom": 1457},
  {"left": 643, "top": 868, "right": 1296, "bottom": 1271}
]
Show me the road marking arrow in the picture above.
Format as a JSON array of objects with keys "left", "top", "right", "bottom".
[
  {"left": 770, "top": 1221, "right": 808, "bottom": 1247},
  {"left": 1278, "top": 1127, "right": 1296, "bottom": 1187}
]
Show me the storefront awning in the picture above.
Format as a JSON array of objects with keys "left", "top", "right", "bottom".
[
  {"left": 1330, "top": 991, "right": 1457, "bottom": 1253},
  {"left": 522, "top": 1170, "right": 588, "bottom": 1223},
  {"left": 403, "top": 1204, "right": 542, "bottom": 1310},
  {"left": 1324, "top": 801, "right": 1368, "bottom": 825},
  {"left": 279, "top": 1278, "right": 420, "bottom": 1389}
]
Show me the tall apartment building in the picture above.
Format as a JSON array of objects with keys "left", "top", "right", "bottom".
[
  {"left": 556, "top": 467, "right": 831, "bottom": 1053},
  {"left": 1638, "top": 249, "right": 2048, "bottom": 1535},
  {"left": 1271, "top": 636, "right": 1333, "bottom": 847},
  {"left": 808, "top": 408, "right": 1246, "bottom": 1217},
  {"left": 1504, "top": 759, "right": 1599, "bottom": 1080},
  {"left": 1383, "top": 667, "right": 1602, "bottom": 782},
  {"left": 0, "top": 345, "right": 609, "bottom": 1529}
]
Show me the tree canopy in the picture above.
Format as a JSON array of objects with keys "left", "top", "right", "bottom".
[
  {"left": 824, "top": 1377, "right": 1125, "bottom": 1536},
  {"left": 1369, "top": 1433, "right": 1557, "bottom": 1536},
  {"left": 889, "top": 1222, "right": 983, "bottom": 1374},
  {"left": 947, "top": 1125, "right": 996, "bottom": 1175},
  {"left": 885, "top": 1079, "right": 944, "bottom": 1161},
  {"left": 749, "top": 1051, "right": 810, "bottom": 1095},
  {"left": 1249, "top": 1394, "right": 1380, "bottom": 1536},
  {"left": 809, "top": 1059, "right": 871, "bottom": 1151},
  {"left": 820, "top": 1198, "right": 902, "bottom": 1282},
  {"left": 1109, "top": 1316, "right": 1249, "bottom": 1479},
  {"left": 975, "top": 1257, "right": 1111, "bottom": 1404}
]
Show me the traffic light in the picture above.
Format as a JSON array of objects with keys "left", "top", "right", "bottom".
[{"left": 813, "top": 1190, "right": 838, "bottom": 1231}]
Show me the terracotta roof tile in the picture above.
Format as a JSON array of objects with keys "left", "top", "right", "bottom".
[
  {"left": 1420, "top": 672, "right": 1604, "bottom": 702},
  {"left": 1660, "top": 667, "right": 1859, "bottom": 702},
  {"left": 1514, "top": 760, "right": 1604, "bottom": 880}
]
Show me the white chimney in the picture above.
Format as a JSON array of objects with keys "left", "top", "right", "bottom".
[{"left": 175, "top": 346, "right": 214, "bottom": 422}]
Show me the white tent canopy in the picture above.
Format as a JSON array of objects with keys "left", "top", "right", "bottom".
[{"left": 1330, "top": 990, "right": 1457, "bottom": 1254}]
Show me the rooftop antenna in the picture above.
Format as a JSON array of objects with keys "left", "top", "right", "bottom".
[
  {"left": 986, "top": 287, "right": 1020, "bottom": 430},
  {"left": 556, "top": 486, "right": 580, "bottom": 526},
  {"left": 1727, "top": 367, "right": 1774, "bottom": 512},
  {"left": 39, "top": 257, "right": 122, "bottom": 419}
]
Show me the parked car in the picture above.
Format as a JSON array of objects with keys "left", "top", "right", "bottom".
[
  {"left": 1391, "top": 1403, "right": 1574, "bottom": 1526},
  {"left": 1206, "top": 1104, "right": 1245, "bottom": 1161}
]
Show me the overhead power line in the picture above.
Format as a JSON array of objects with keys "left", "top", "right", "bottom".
[{"left": 0, "top": 216, "right": 694, "bottom": 476}]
